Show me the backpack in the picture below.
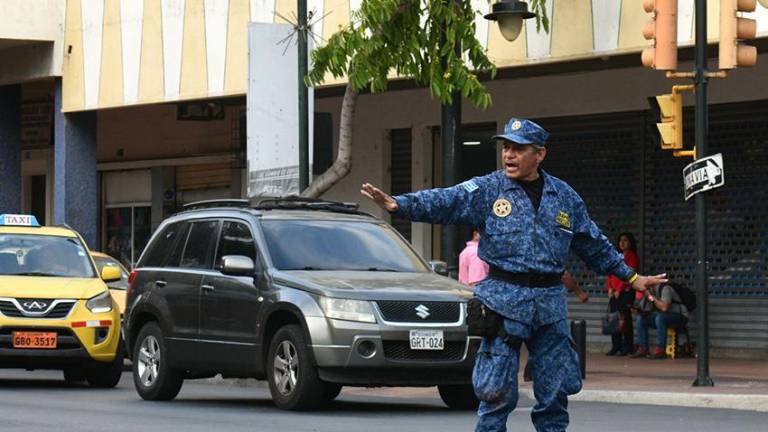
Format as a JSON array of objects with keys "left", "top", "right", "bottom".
[{"left": 665, "top": 282, "right": 697, "bottom": 312}]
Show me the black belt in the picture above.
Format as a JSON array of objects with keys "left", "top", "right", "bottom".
[{"left": 488, "top": 266, "right": 562, "bottom": 288}]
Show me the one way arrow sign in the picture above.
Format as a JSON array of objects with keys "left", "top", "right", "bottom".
[{"left": 683, "top": 153, "right": 725, "bottom": 201}]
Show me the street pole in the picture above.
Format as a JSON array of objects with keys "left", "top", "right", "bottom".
[
  {"left": 440, "top": 92, "right": 461, "bottom": 277},
  {"left": 298, "top": 0, "right": 309, "bottom": 193},
  {"left": 440, "top": 0, "right": 462, "bottom": 278},
  {"left": 693, "top": 0, "right": 714, "bottom": 387}
]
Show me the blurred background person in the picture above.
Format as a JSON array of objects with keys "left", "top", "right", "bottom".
[{"left": 605, "top": 232, "right": 639, "bottom": 356}]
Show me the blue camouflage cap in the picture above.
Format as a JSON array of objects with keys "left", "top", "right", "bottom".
[{"left": 492, "top": 118, "right": 549, "bottom": 146}]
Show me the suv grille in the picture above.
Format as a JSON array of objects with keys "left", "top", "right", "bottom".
[
  {"left": 376, "top": 301, "right": 460, "bottom": 323},
  {"left": 0, "top": 328, "right": 82, "bottom": 350},
  {"left": 0, "top": 299, "right": 76, "bottom": 319},
  {"left": 383, "top": 341, "right": 465, "bottom": 362}
]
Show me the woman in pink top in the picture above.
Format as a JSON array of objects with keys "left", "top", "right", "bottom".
[
  {"left": 605, "top": 232, "right": 640, "bottom": 356},
  {"left": 458, "top": 229, "right": 489, "bottom": 287}
]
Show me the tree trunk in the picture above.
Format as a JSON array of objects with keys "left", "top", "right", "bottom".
[{"left": 301, "top": 81, "right": 358, "bottom": 198}]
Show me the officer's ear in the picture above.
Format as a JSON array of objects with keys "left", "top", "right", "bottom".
[{"left": 534, "top": 146, "right": 547, "bottom": 164}]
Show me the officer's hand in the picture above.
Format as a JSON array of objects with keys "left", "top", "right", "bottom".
[
  {"left": 577, "top": 291, "right": 589, "bottom": 303},
  {"left": 361, "top": 183, "right": 399, "bottom": 212},
  {"left": 631, "top": 273, "right": 668, "bottom": 292}
]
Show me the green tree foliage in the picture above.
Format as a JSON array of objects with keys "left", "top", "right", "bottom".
[{"left": 306, "top": 0, "right": 546, "bottom": 110}]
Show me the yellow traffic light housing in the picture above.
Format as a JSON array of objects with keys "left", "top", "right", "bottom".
[
  {"left": 656, "top": 93, "right": 683, "bottom": 149},
  {"left": 641, "top": 0, "right": 679, "bottom": 70},
  {"left": 719, "top": 0, "right": 758, "bottom": 69}
]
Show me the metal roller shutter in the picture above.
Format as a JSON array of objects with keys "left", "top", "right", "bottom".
[{"left": 390, "top": 128, "right": 412, "bottom": 242}]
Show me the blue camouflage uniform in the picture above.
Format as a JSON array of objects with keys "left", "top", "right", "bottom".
[{"left": 392, "top": 118, "right": 634, "bottom": 432}]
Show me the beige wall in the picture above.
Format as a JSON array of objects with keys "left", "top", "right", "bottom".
[
  {"left": 0, "top": 0, "right": 64, "bottom": 85},
  {"left": 97, "top": 103, "right": 237, "bottom": 162}
]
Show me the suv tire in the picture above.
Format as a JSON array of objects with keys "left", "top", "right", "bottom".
[
  {"left": 132, "top": 322, "right": 183, "bottom": 400},
  {"left": 438, "top": 384, "right": 480, "bottom": 410},
  {"left": 267, "top": 324, "right": 326, "bottom": 410},
  {"left": 85, "top": 339, "right": 125, "bottom": 388}
]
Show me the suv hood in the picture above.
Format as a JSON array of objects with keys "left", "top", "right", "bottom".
[
  {"left": 0, "top": 276, "right": 107, "bottom": 299},
  {"left": 271, "top": 270, "right": 474, "bottom": 301}
]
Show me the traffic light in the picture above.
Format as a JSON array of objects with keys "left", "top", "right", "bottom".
[
  {"left": 655, "top": 93, "right": 683, "bottom": 150},
  {"left": 719, "top": 0, "right": 758, "bottom": 69},
  {"left": 641, "top": 0, "right": 678, "bottom": 70}
]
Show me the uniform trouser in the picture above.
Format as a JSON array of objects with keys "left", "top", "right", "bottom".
[{"left": 472, "top": 319, "right": 582, "bottom": 432}]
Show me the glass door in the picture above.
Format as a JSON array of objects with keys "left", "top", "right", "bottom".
[{"left": 105, "top": 205, "right": 152, "bottom": 269}]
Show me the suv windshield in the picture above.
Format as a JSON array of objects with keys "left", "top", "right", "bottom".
[
  {"left": 0, "top": 234, "right": 95, "bottom": 278},
  {"left": 261, "top": 220, "right": 428, "bottom": 272}
]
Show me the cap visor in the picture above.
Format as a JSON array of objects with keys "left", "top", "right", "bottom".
[{"left": 491, "top": 134, "right": 535, "bottom": 144}]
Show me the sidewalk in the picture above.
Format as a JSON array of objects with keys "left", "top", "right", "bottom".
[
  {"left": 516, "top": 352, "right": 768, "bottom": 412},
  {"left": 206, "top": 352, "right": 768, "bottom": 412}
]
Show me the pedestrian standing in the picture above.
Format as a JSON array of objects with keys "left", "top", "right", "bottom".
[
  {"left": 360, "top": 117, "right": 666, "bottom": 432},
  {"left": 459, "top": 229, "right": 489, "bottom": 287},
  {"left": 605, "top": 232, "right": 639, "bottom": 356}
]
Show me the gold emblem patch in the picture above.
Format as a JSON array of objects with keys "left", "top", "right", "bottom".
[
  {"left": 511, "top": 120, "right": 522, "bottom": 130},
  {"left": 493, "top": 199, "right": 512, "bottom": 217},
  {"left": 555, "top": 211, "right": 571, "bottom": 229}
]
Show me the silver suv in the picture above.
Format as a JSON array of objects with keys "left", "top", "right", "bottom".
[{"left": 124, "top": 198, "right": 479, "bottom": 410}]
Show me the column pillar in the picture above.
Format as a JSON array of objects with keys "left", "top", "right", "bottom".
[
  {"left": 53, "top": 79, "right": 98, "bottom": 247},
  {"left": 0, "top": 85, "right": 21, "bottom": 213}
]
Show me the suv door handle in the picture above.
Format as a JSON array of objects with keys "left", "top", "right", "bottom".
[
  {"left": 154, "top": 280, "right": 167, "bottom": 288},
  {"left": 201, "top": 284, "right": 215, "bottom": 293}
]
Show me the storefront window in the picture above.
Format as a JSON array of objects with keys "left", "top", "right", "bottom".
[{"left": 105, "top": 206, "right": 151, "bottom": 270}]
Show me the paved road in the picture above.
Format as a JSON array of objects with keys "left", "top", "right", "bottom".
[{"left": 0, "top": 371, "right": 763, "bottom": 431}]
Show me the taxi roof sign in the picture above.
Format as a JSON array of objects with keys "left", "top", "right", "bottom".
[{"left": 0, "top": 214, "right": 41, "bottom": 227}]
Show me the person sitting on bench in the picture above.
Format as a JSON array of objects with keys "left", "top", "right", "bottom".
[{"left": 631, "top": 283, "right": 689, "bottom": 359}]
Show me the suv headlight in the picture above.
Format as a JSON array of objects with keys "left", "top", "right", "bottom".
[
  {"left": 319, "top": 297, "right": 376, "bottom": 323},
  {"left": 86, "top": 291, "right": 113, "bottom": 314}
]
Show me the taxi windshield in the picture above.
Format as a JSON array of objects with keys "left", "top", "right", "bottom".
[{"left": 0, "top": 234, "right": 96, "bottom": 278}]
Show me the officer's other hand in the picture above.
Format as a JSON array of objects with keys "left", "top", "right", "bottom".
[
  {"left": 361, "top": 183, "right": 399, "bottom": 212},
  {"left": 577, "top": 291, "right": 589, "bottom": 303},
  {"left": 631, "top": 273, "right": 668, "bottom": 292}
]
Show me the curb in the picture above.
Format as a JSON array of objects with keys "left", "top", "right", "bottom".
[{"left": 520, "top": 388, "right": 768, "bottom": 412}]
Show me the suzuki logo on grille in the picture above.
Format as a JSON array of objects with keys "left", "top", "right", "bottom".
[
  {"left": 22, "top": 300, "right": 49, "bottom": 311},
  {"left": 415, "top": 304, "right": 430, "bottom": 319}
]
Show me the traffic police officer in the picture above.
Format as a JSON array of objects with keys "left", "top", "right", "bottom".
[{"left": 361, "top": 118, "right": 667, "bottom": 432}]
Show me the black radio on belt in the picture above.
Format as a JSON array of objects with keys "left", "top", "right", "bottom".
[{"left": 488, "top": 266, "right": 562, "bottom": 288}]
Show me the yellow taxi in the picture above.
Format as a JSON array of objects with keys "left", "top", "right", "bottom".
[
  {"left": 0, "top": 214, "right": 123, "bottom": 387},
  {"left": 90, "top": 252, "right": 128, "bottom": 316}
]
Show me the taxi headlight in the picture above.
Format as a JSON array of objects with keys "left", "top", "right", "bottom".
[
  {"left": 86, "top": 291, "right": 113, "bottom": 314},
  {"left": 319, "top": 297, "right": 376, "bottom": 323}
]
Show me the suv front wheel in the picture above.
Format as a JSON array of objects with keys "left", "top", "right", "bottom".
[
  {"left": 132, "top": 322, "right": 184, "bottom": 400},
  {"left": 267, "top": 324, "right": 328, "bottom": 410}
]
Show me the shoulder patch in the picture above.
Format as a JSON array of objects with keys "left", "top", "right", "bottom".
[{"left": 460, "top": 180, "right": 479, "bottom": 193}]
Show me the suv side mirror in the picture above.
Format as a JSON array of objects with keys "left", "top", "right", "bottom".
[
  {"left": 428, "top": 260, "right": 448, "bottom": 276},
  {"left": 220, "top": 255, "right": 255, "bottom": 276}
]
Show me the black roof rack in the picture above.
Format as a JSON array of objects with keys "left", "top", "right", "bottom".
[
  {"left": 254, "top": 196, "right": 364, "bottom": 214},
  {"left": 182, "top": 199, "right": 251, "bottom": 211}
]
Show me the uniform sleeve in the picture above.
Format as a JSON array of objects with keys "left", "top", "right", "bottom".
[
  {"left": 569, "top": 196, "right": 634, "bottom": 280},
  {"left": 392, "top": 178, "right": 486, "bottom": 227}
]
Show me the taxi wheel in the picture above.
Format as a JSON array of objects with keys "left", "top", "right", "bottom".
[
  {"left": 63, "top": 368, "right": 86, "bottom": 384},
  {"left": 85, "top": 339, "right": 125, "bottom": 388},
  {"left": 438, "top": 384, "right": 480, "bottom": 410},
  {"left": 132, "top": 322, "right": 183, "bottom": 401},
  {"left": 266, "top": 324, "right": 325, "bottom": 410}
]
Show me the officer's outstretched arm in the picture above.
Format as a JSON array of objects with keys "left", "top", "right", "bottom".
[
  {"left": 361, "top": 183, "right": 399, "bottom": 212},
  {"left": 382, "top": 179, "right": 485, "bottom": 227}
]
